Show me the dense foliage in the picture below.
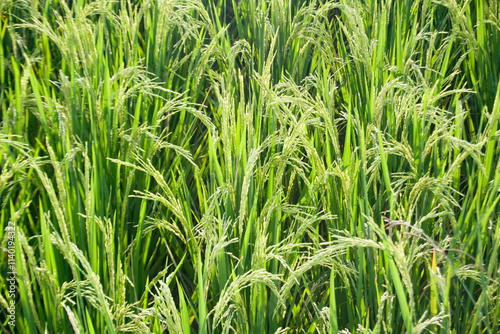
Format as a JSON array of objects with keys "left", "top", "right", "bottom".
[{"left": 1, "top": 0, "right": 499, "bottom": 333}]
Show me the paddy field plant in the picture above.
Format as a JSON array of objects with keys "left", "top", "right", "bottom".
[{"left": 0, "top": 0, "right": 499, "bottom": 333}]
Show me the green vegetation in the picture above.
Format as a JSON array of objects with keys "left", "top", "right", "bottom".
[{"left": 1, "top": 0, "right": 499, "bottom": 332}]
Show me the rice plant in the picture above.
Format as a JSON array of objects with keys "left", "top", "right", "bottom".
[{"left": 0, "top": 0, "right": 499, "bottom": 333}]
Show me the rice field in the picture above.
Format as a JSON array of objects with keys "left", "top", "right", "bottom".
[{"left": 0, "top": 0, "right": 499, "bottom": 333}]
